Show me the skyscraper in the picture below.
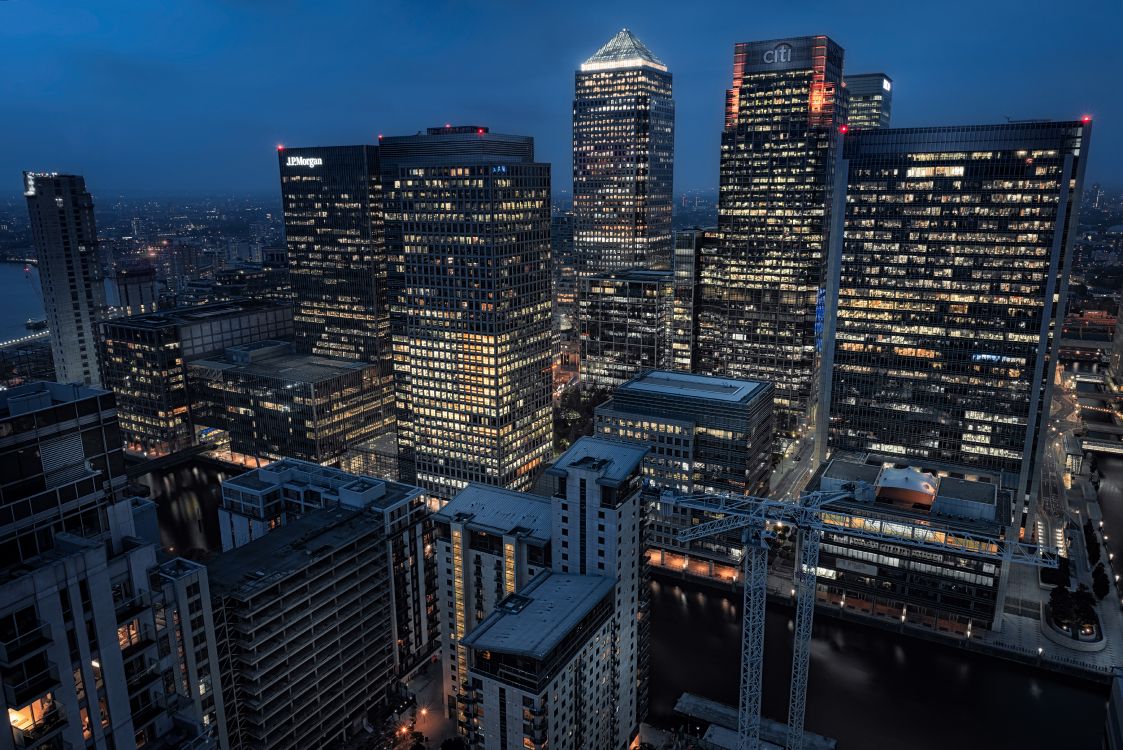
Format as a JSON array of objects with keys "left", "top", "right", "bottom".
[
  {"left": 573, "top": 29, "right": 674, "bottom": 276},
  {"left": 820, "top": 120, "right": 1090, "bottom": 529},
  {"left": 381, "top": 126, "right": 552, "bottom": 498},
  {"left": 579, "top": 268, "right": 674, "bottom": 388},
  {"left": 24, "top": 172, "right": 108, "bottom": 386},
  {"left": 277, "top": 145, "right": 395, "bottom": 436},
  {"left": 844, "top": 73, "right": 893, "bottom": 129},
  {"left": 696, "top": 37, "right": 845, "bottom": 446}
]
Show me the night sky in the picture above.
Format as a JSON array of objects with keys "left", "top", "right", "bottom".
[{"left": 2, "top": 0, "right": 1119, "bottom": 196}]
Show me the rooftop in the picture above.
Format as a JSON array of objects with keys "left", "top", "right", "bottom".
[
  {"left": 581, "top": 28, "right": 667, "bottom": 72},
  {"left": 434, "top": 484, "right": 552, "bottom": 543},
  {"left": 0, "top": 381, "right": 108, "bottom": 418},
  {"left": 103, "top": 298, "right": 289, "bottom": 331},
  {"left": 547, "top": 436, "right": 648, "bottom": 486},
  {"left": 617, "top": 369, "right": 767, "bottom": 404},
  {"left": 460, "top": 573, "right": 615, "bottom": 659},
  {"left": 207, "top": 506, "right": 381, "bottom": 599},
  {"left": 224, "top": 458, "right": 422, "bottom": 513},
  {"left": 188, "top": 349, "right": 373, "bottom": 383}
]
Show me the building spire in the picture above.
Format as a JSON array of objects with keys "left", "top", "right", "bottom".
[{"left": 581, "top": 28, "right": 667, "bottom": 72}]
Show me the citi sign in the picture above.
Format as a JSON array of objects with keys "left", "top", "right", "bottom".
[
  {"left": 286, "top": 156, "right": 323, "bottom": 168},
  {"left": 763, "top": 43, "right": 793, "bottom": 64}
]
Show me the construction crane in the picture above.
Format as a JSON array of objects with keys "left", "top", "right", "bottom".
[{"left": 662, "top": 482, "right": 1057, "bottom": 750}]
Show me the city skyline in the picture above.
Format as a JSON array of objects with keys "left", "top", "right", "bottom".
[{"left": 1, "top": 0, "right": 1118, "bottom": 196}]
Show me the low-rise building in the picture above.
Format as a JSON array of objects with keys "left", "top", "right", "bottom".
[
  {"left": 187, "top": 340, "right": 386, "bottom": 466},
  {"left": 809, "top": 454, "right": 1012, "bottom": 634},
  {"left": 595, "top": 370, "right": 773, "bottom": 567},
  {"left": 100, "top": 299, "right": 293, "bottom": 456}
]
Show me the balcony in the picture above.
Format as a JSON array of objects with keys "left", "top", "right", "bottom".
[
  {"left": 0, "top": 623, "right": 51, "bottom": 666},
  {"left": 3, "top": 665, "right": 60, "bottom": 707},
  {"left": 10, "top": 703, "right": 66, "bottom": 749},
  {"left": 125, "top": 663, "right": 162, "bottom": 696},
  {"left": 115, "top": 591, "right": 151, "bottom": 624}
]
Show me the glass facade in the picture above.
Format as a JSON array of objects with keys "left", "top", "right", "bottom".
[
  {"left": 579, "top": 269, "right": 673, "bottom": 388},
  {"left": 844, "top": 72, "right": 893, "bottom": 129},
  {"left": 573, "top": 30, "right": 674, "bottom": 276},
  {"left": 697, "top": 36, "right": 845, "bottom": 445},
  {"left": 380, "top": 127, "right": 552, "bottom": 498},
  {"left": 821, "top": 121, "right": 1089, "bottom": 525},
  {"left": 278, "top": 145, "right": 395, "bottom": 436},
  {"left": 671, "top": 230, "right": 705, "bottom": 372}
]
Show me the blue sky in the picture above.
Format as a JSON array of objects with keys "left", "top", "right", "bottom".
[{"left": 1, "top": 0, "right": 1119, "bottom": 196}]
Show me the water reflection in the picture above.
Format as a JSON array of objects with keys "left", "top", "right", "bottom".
[{"left": 648, "top": 574, "right": 1106, "bottom": 749}]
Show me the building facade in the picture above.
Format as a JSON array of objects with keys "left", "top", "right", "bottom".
[
  {"left": 216, "top": 459, "right": 437, "bottom": 676},
  {"left": 579, "top": 269, "right": 674, "bottom": 389},
  {"left": 0, "top": 383, "right": 214, "bottom": 750},
  {"left": 101, "top": 300, "right": 293, "bottom": 456},
  {"left": 24, "top": 173, "right": 108, "bottom": 386},
  {"left": 381, "top": 126, "right": 552, "bottom": 498},
  {"left": 843, "top": 73, "right": 893, "bottom": 129},
  {"left": 820, "top": 121, "right": 1090, "bottom": 527},
  {"left": 187, "top": 340, "right": 386, "bottom": 466},
  {"left": 809, "top": 455, "right": 1011, "bottom": 635},
  {"left": 671, "top": 229, "right": 704, "bottom": 372},
  {"left": 696, "top": 36, "right": 845, "bottom": 446},
  {"left": 573, "top": 29, "right": 674, "bottom": 275},
  {"left": 277, "top": 145, "right": 395, "bottom": 438},
  {"left": 595, "top": 370, "right": 773, "bottom": 565}
]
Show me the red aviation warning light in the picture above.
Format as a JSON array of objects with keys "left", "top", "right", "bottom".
[
  {"left": 276, "top": 144, "right": 284, "bottom": 151},
  {"left": 1082, "top": 115, "right": 1092, "bottom": 123},
  {"left": 838, "top": 125, "right": 849, "bottom": 134}
]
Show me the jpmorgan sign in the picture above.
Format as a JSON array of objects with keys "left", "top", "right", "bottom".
[
  {"left": 286, "top": 156, "right": 323, "bottom": 168},
  {"left": 763, "top": 43, "right": 793, "bottom": 64}
]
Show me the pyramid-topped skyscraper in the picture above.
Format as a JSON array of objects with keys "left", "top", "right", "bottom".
[{"left": 572, "top": 29, "right": 674, "bottom": 277}]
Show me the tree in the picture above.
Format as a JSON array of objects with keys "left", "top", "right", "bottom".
[
  {"left": 1073, "top": 584, "right": 1098, "bottom": 630},
  {"left": 1084, "top": 520, "right": 1102, "bottom": 566},
  {"left": 409, "top": 730, "right": 428, "bottom": 750},
  {"left": 1093, "top": 562, "right": 1111, "bottom": 601},
  {"left": 1048, "top": 584, "right": 1074, "bottom": 627}
]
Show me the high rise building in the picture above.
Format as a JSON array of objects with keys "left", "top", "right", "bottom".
[
  {"left": 579, "top": 269, "right": 674, "bottom": 388},
  {"left": 101, "top": 300, "right": 293, "bottom": 456},
  {"left": 381, "top": 126, "right": 552, "bottom": 498},
  {"left": 844, "top": 72, "right": 893, "bottom": 129},
  {"left": 573, "top": 29, "right": 674, "bottom": 275},
  {"left": 113, "top": 265, "right": 159, "bottom": 317},
  {"left": 671, "top": 229, "right": 705, "bottom": 371},
  {"left": 820, "top": 120, "right": 1090, "bottom": 528},
  {"left": 442, "top": 437, "right": 649, "bottom": 750},
  {"left": 551, "top": 211, "right": 577, "bottom": 337},
  {"left": 277, "top": 145, "right": 395, "bottom": 436},
  {"left": 697, "top": 36, "right": 845, "bottom": 446},
  {"left": 24, "top": 173, "right": 108, "bottom": 386},
  {"left": 0, "top": 382, "right": 215, "bottom": 749}
]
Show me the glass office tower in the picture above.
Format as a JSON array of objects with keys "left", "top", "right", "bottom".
[
  {"left": 697, "top": 36, "right": 845, "bottom": 448},
  {"left": 579, "top": 269, "right": 674, "bottom": 388},
  {"left": 277, "top": 145, "right": 395, "bottom": 437},
  {"left": 821, "top": 120, "right": 1090, "bottom": 528},
  {"left": 573, "top": 29, "right": 674, "bottom": 275},
  {"left": 380, "top": 126, "right": 552, "bottom": 498},
  {"left": 844, "top": 73, "right": 893, "bottom": 129}
]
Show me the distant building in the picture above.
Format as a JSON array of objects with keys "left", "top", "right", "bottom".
[
  {"left": 844, "top": 72, "right": 892, "bottom": 128},
  {"left": 579, "top": 269, "right": 674, "bottom": 388},
  {"left": 24, "top": 173, "right": 108, "bottom": 386},
  {"left": 551, "top": 211, "right": 577, "bottom": 337},
  {"left": 211, "top": 263, "right": 292, "bottom": 304},
  {"left": 114, "top": 265, "right": 160, "bottom": 316},
  {"left": 0, "top": 338, "right": 55, "bottom": 386},
  {"left": 101, "top": 299, "right": 293, "bottom": 456},
  {"left": 696, "top": 36, "right": 845, "bottom": 446},
  {"left": 595, "top": 370, "right": 773, "bottom": 565},
  {"left": 0, "top": 382, "right": 214, "bottom": 749},
  {"left": 381, "top": 126, "right": 552, "bottom": 498},
  {"left": 217, "top": 459, "right": 436, "bottom": 675},
  {"left": 437, "top": 437, "right": 649, "bottom": 749},
  {"left": 821, "top": 120, "right": 1091, "bottom": 528},
  {"left": 208, "top": 505, "right": 396, "bottom": 750},
  {"left": 187, "top": 340, "right": 386, "bottom": 465},
  {"left": 573, "top": 29, "right": 674, "bottom": 275},
  {"left": 807, "top": 454, "right": 1012, "bottom": 634},
  {"left": 671, "top": 230, "right": 704, "bottom": 372}
]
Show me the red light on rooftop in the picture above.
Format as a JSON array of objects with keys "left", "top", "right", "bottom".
[
  {"left": 378, "top": 134, "right": 383, "bottom": 140},
  {"left": 477, "top": 128, "right": 485, "bottom": 135},
  {"left": 276, "top": 144, "right": 284, "bottom": 151},
  {"left": 839, "top": 125, "right": 849, "bottom": 134},
  {"left": 1082, "top": 115, "right": 1092, "bottom": 123}
]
